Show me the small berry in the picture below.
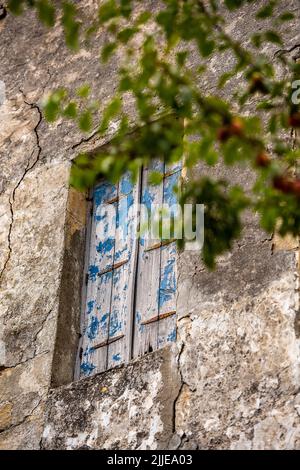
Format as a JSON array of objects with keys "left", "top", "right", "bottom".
[
  {"left": 288, "top": 112, "right": 300, "bottom": 128},
  {"left": 255, "top": 152, "right": 270, "bottom": 168},
  {"left": 230, "top": 117, "right": 244, "bottom": 137},
  {"left": 217, "top": 118, "right": 244, "bottom": 142},
  {"left": 273, "top": 175, "right": 294, "bottom": 194},
  {"left": 217, "top": 127, "right": 231, "bottom": 142},
  {"left": 249, "top": 73, "right": 268, "bottom": 94},
  {"left": 291, "top": 179, "right": 300, "bottom": 197}
]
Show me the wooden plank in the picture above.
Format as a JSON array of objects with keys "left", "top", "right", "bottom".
[
  {"left": 74, "top": 192, "right": 93, "bottom": 381},
  {"left": 80, "top": 181, "right": 117, "bottom": 377},
  {"left": 133, "top": 160, "right": 164, "bottom": 358},
  {"left": 107, "top": 172, "right": 139, "bottom": 369},
  {"left": 158, "top": 168, "right": 180, "bottom": 348},
  {"left": 157, "top": 242, "right": 177, "bottom": 348}
]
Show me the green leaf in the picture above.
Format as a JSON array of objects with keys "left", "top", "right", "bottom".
[
  {"left": 43, "top": 89, "right": 66, "bottom": 122},
  {"left": 264, "top": 30, "right": 283, "bottom": 46},
  {"left": 79, "top": 110, "right": 93, "bottom": 132},
  {"left": 218, "top": 71, "right": 235, "bottom": 88},
  {"left": 62, "top": 1, "right": 80, "bottom": 49},
  {"left": 8, "top": 0, "right": 25, "bottom": 15},
  {"left": 36, "top": 0, "right": 55, "bottom": 27},
  {"left": 76, "top": 85, "right": 90, "bottom": 99},
  {"left": 224, "top": 0, "right": 245, "bottom": 11},
  {"left": 63, "top": 102, "right": 77, "bottom": 119},
  {"left": 279, "top": 12, "right": 295, "bottom": 21},
  {"left": 117, "top": 27, "right": 137, "bottom": 44},
  {"left": 99, "top": 97, "right": 122, "bottom": 133},
  {"left": 101, "top": 42, "right": 117, "bottom": 62},
  {"left": 197, "top": 38, "right": 215, "bottom": 58},
  {"left": 148, "top": 171, "right": 163, "bottom": 185},
  {"left": 135, "top": 11, "right": 151, "bottom": 25},
  {"left": 98, "top": 0, "right": 118, "bottom": 24},
  {"left": 256, "top": 1, "right": 275, "bottom": 19}
]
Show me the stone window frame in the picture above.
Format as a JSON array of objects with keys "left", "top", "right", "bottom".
[{"left": 50, "top": 123, "right": 183, "bottom": 388}]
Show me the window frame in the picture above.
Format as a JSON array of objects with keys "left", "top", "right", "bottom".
[{"left": 76, "top": 161, "right": 182, "bottom": 380}]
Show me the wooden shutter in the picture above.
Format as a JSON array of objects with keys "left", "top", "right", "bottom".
[
  {"left": 80, "top": 173, "right": 139, "bottom": 377},
  {"left": 133, "top": 162, "right": 181, "bottom": 358},
  {"left": 79, "top": 161, "right": 181, "bottom": 377}
]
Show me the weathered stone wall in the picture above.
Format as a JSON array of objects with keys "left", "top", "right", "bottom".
[{"left": 1, "top": 0, "right": 300, "bottom": 450}]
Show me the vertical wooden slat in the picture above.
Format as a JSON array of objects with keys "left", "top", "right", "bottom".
[
  {"left": 107, "top": 172, "right": 139, "bottom": 369},
  {"left": 158, "top": 168, "right": 181, "bottom": 347},
  {"left": 133, "top": 161, "right": 164, "bottom": 358},
  {"left": 80, "top": 182, "right": 117, "bottom": 377}
]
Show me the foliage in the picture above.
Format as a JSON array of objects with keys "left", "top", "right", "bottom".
[{"left": 8, "top": 0, "right": 300, "bottom": 268}]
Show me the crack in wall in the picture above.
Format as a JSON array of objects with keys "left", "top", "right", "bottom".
[
  {"left": 0, "top": 396, "right": 43, "bottom": 436},
  {"left": 274, "top": 43, "right": 300, "bottom": 60},
  {"left": 171, "top": 322, "right": 197, "bottom": 449},
  {"left": 0, "top": 350, "right": 49, "bottom": 374},
  {"left": 0, "top": 92, "right": 43, "bottom": 286},
  {"left": 71, "top": 127, "right": 100, "bottom": 151}
]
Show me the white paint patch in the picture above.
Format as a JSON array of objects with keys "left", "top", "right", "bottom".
[
  {"left": 66, "top": 432, "right": 89, "bottom": 449},
  {"left": 0, "top": 339, "right": 6, "bottom": 365},
  {"left": 100, "top": 411, "right": 111, "bottom": 427},
  {"left": 139, "top": 413, "right": 163, "bottom": 450},
  {"left": 0, "top": 80, "right": 5, "bottom": 106}
]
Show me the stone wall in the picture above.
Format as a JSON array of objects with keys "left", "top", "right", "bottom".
[{"left": 1, "top": 0, "right": 300, "bottom": 450}]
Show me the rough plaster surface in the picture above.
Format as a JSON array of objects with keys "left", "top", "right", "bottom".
[
  {"left": 1, "top": 0, "right": 300, "bottom": 450},
  {"left": 42, "top": 347, "right": 180, "bottom": 450}
]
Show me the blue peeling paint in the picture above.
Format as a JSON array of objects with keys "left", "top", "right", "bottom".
[
  {"left": 112, "top": 267, "right": 121, "bottom": 285},
  {"left": 80, "top": 361, "right": 96, "bottom": 375},
  {"left": 159, "top": 257, "right": 176, "bottom": 306},
  {"left": 87, "top": 315, "right": 99, "bottom": 340},
  {"left": 136, "top": 311, "right": 145, "bottom": 333},
  {"left": 109, "top": 310, "right": 122, "bottom": 337},
  {"left": 113, "top": 353, "right": 121, "bottom": 362},
  {"left": 167, "top": 328, "right": 176, "bottom": 343},
  {"left": 97, "top": 312, "right": 109, "bottom": 334},
  {"left": 152, "top": 159, "right": 164, "bottom": 173},
  {"left": 164, "top": 172, "right": 178, "bottom": 206},
  {"left": 87, "top": 300, "right": 95, "bottom": 315},
  {"left": 136, "top": 311, "right": 141, "bottom": 323},
  {"left": 94, "top": 182, "right": 116, "bottom": 206},
  {"left": 120, "top": 175, "right": 133, "bottom": 195},
  {"left": 127, "top": 193, "right": 134, "bottom": 208},
  {"left": 95, "top": 213, "right": 106, "bottom": 222},
  {"left": 116, "top": 199, "right": 127, "bottom": 230},
  {"left": 142, "top": 188, "right": 154, "bottom": 210},
  {"left": 83, "top": 346, "right": 95, "bottom": 357},
  {"left": 100, "top": 271, "right": 112, "bottom": 284},
  {"left": 100, "top": 313, "right": 108, "bottom": 324},
  {"left": 96, "top": 238, "right": 114, "bottom": 254},
  {"left": 88, "top": 265, "right": 99, "bottom": 282},
  {"left": 115, "top": 245, "right": 126, "bottom": 261}
]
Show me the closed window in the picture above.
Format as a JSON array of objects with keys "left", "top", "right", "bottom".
[{"left": 79, "top": 160, "right": 181, "bottom": 377}]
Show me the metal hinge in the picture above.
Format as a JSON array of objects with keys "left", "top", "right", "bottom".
[{"left": 140, "top": 310, "right": 176, "bottom": 326}]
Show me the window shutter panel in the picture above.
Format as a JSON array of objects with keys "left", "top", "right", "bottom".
[
  {"left": 157, "top": 169, "right": 180, "bottom": 348},
  {"left": 133, "top": 161, "right": 165, "bottom": 357},
  {"left": 133, "top": 161, "right": 181, "bottom": 358},
  {"left": 80, "top": 174, "right": 139, "bottom": 376},
  {"left": 106, "top": 173, "right": 139, "bottom": 369},
  {"left": 80, "top": 160, "right": 181, "bottom": 376}
]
